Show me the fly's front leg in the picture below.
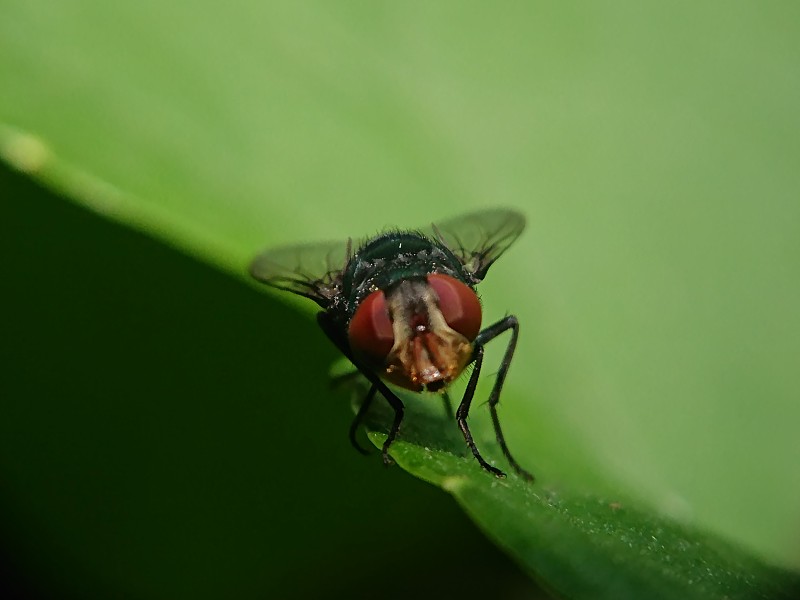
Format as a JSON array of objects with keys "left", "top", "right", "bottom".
[
  {"left": 441, "top": 391, "right": 454, "bottom": 419},
  {"left": 474, "top": 315, "right": 534, "bottom": 481},
  {"left": 373, "top": 379, "right": 405, "bottom": 466},
  {"left": 456, "top": 345, "right": 505, "bottom": 478},
  {"left": 349, "top": 385, "right": 377, "bottom": 455},
  {"left": 348, "top": 378, "right": 405, "bottom": 465},
  {"left": 349, "top": 372, "right": 405, "bottom": 466},
  {"left": 317, "top": 311, "right": 406, "bottom": 467}
]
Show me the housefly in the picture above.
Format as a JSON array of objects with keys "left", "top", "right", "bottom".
[{"left": 249, "top": 208, "right": 533, "bottom": 480}]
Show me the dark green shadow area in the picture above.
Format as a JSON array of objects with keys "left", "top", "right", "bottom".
[{"left": 0, "top": 163, "right": 545, "bottom": 599}]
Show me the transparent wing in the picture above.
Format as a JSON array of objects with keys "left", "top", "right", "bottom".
[
  {"left": 428, "top": 208, "right": 526, "bottom": 282},
  {"left": 249, "top": 239, "right": 350, "bottom": 307}
]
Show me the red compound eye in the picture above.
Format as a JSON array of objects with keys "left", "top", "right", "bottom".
[
  {"left": 348, "top": 289, "right": 394, "bottom": 364},
  {"left": 427, "top": 274, "right": 482, "bottom": 341}
]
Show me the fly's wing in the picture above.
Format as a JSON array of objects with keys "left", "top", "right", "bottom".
[
  {"left": 429, "top": 208, "right": 526, "bottom": 282},
  {"left": 249, "top": 239, "right": 350, "bottom": 308}
]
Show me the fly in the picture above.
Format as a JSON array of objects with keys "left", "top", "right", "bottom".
[{"left": 249, "top": 208, "right": 533, "bottom": 480}]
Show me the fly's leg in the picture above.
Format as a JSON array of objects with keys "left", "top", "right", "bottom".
[
  {"left": 317, "top": 311, "right": 406, "bottom": 467},
  {"left": 456, "top": 345, "right": 505, "bottom": 478},
  {"left": 354, "top": 374, "right": 406, "bottom": 466},
  {"left": 441, "top": 391, "right": 454, "bottom": 419},
  {"left": 349, "top": 385, "right": 377, "bottom": 455},
  {"left": 377, "top": 383, "right": 405, "bottom": 466},
  {"left": 474, "top": 315, "right": 534, "bottom": 481},
  {"left": 344, "top": 375, "right": 405, "bottom": 466}
]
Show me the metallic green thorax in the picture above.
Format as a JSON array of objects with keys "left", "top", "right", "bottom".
[{"left": 338, "top": 231, "right": 469, "bottom": 323}]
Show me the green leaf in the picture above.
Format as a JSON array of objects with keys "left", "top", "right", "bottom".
[
  {"left": 2, "top": 1, "right": 800, "bottom": 598},
  {"left": 355, "top": 387, "right": 799, "bottom": 599}
]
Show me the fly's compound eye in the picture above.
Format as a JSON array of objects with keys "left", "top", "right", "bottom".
[
  {"left": 348, "top": 289, "right": 394, "bottom": 364},
  {"left": 427, "top": 273, "right": 482, "bottom": 341}
]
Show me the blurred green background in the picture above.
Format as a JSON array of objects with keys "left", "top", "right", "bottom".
[{"left": 1, "top": 1, "right": 799, "bottom": 598}]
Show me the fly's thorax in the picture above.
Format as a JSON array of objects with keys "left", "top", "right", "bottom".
[
  {"left": 341, "top": 232, "right": 468, "bottom": 321},
  {"left": 347, "top": 275, "right": 482, "bottom": 393}
]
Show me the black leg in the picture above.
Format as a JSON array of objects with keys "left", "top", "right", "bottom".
[
  {"left": 349, "top": 384, "right": 377, "bottom": 455},
  {"left": 378, "top": 385, "right": 405, "bottom": 466},
  {"left": 475, "top": 315, "right": 534, "bottom": 481},
  {"left": 456, "top": 345, "right": 506, "bottom": 478},
  {"left": 441, "top": 391, "right": 454, "bottom": 419},
  {"left": 317, "top": 311, "right": 406, "bottom": 466}
]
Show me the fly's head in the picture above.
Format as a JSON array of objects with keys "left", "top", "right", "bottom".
[
  {"left": 249, "top": 208, "right": 525, "bottom": 390},
  {"left": 347, "top": 274, "right": 482, "bottom": 392}
]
